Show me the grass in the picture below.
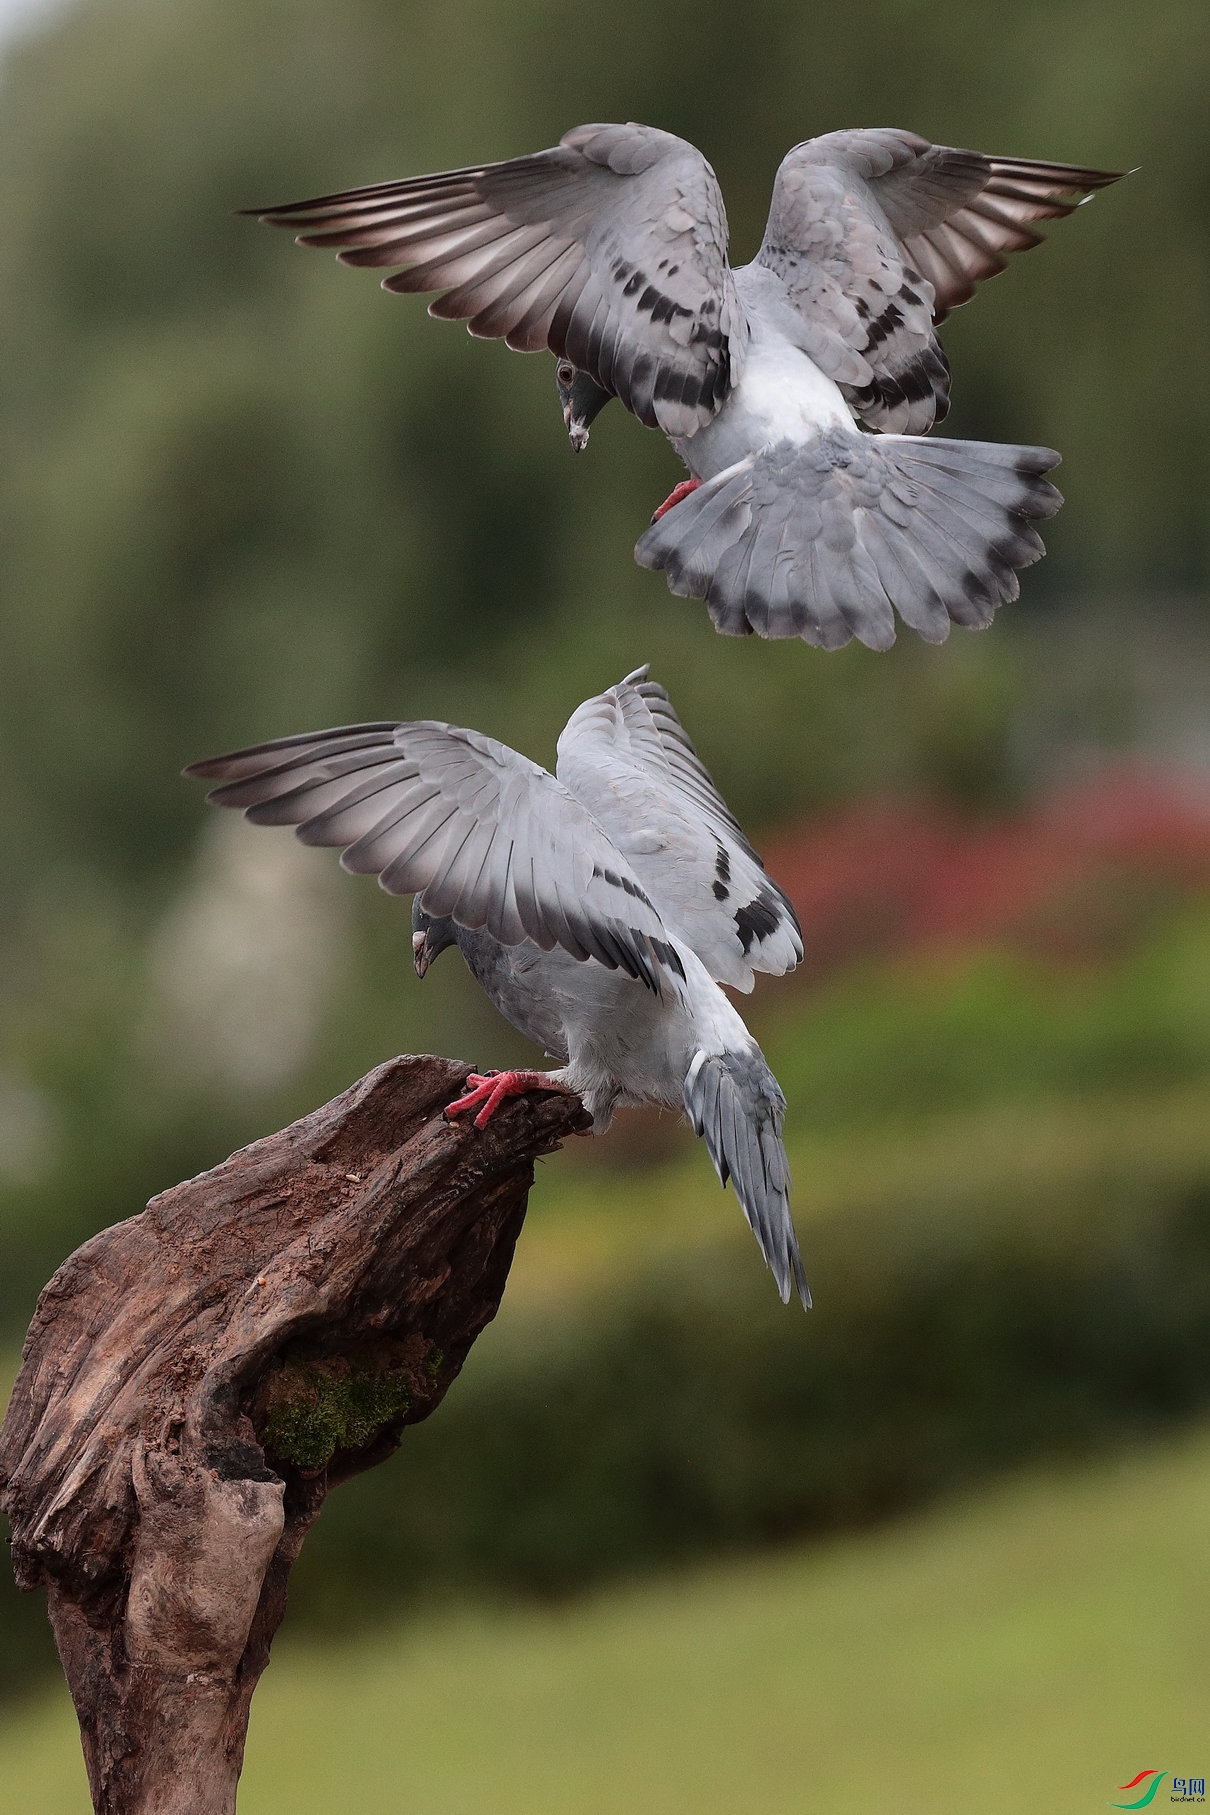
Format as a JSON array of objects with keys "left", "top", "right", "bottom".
[{"left": 3, "top": 1422, "right": 1207, "bottom": 1814}]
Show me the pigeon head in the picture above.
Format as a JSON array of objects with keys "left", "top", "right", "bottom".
[
  {"left": 411, "top": 901, "right": 457, "bottom": 978},
  {"left": 555, "top": 360, "right": 611, "bottom": 451}
]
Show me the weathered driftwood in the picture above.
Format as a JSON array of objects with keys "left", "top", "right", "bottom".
[{"left": 0, "top": 1055, "right": 588, "bottom": 1815}]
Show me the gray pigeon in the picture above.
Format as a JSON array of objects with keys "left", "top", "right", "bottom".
[
  {"left": 248, "top": 124, "right": 1121, "bottom": 650},
  {"left": 186, "top": 668, "right": 810, "bottom": 1305}
]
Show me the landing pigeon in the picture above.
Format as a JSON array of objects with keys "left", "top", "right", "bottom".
[
  {"left": 186, "top": 668, "right": 810, "bottom": 1305},
  {"left": 247, "top": 124, "right": 1121, "bottom": 650}
]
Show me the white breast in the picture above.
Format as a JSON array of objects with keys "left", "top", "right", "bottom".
[{"left": 677, "top": 333, "right": 856, "bottom": 481}]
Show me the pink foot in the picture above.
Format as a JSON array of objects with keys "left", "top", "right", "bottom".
[
  {"left": 444, "top": 1070, "right": 565, "bottom": 1131},
  {"left": 651, "top": 478, "right": 701, "bottom": 522}
]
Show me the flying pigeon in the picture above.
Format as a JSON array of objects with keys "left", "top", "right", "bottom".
[
  {"left": 186, "top": 668, "right": 810, "bottom": 1305},
  {"left": 246, "top": 124, "right": 1121, "bottom": 651}
]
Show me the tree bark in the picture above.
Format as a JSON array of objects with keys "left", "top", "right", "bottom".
[{"left": 0, "top": 1054, "right": 588, "bottom": 1815}]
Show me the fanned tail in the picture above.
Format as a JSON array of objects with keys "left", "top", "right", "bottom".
[{"left": 636, "top": 430, "right": 1062, "bottom": 650}]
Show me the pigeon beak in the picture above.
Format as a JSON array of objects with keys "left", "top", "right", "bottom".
[
  {"left": 412, "top": 929, "right": 431, "bottom": 979},
  {"left": 563, "top": 406, "right": 590, "bottom": 453}
]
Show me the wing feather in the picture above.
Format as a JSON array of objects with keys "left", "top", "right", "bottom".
[
  {"left": 186, "top": 720, "right": 685, "bottom": 994},
  {"left": 754, "top": 127, "right": 1123, "bottom": 432},
  {"left": 248, "top": 122, "right": 748, "bottom": 438},
  {"left": 556, "top": 670, "right": 801, "bottom": 992}
]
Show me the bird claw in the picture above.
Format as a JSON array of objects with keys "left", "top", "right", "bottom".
[
  {"left": 444, "top": 1070, "right": 564, "bottom": 1131},
  {"left": 651, "top": 478, "right": 701, "bottom": 522}
]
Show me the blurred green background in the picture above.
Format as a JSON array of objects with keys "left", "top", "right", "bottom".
[{"left": 1, "top": 0, "right": 1208, "bottom": 1807}]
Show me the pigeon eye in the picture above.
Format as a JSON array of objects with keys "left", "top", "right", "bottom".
[{"left": 557, "top": 362, "right": 576, "bottom": 387}]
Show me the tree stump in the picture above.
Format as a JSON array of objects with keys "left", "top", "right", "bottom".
[{"left": 0, "top": 1054, "right": 588, "bottom": 1815}]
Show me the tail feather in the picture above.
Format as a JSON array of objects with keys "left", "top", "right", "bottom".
[
  {"left": 861, "top": 516, "right": 950, "bottom": 641},
  {"left": 659, "top": 478, "right": 753, "bottom": 605},
  {"left": 635, "top": 430, "right": 1062, "bottom": 650},
  {"left": 684, "top": 1047, "right": 810, "bottom": 1309}
]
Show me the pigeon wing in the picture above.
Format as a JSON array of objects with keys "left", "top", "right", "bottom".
[
  {"left": 186, "top": 720, "right": 685, "bottom": 995},
  {"left": 555, "top": 668, "right": 801, "bottom": 992},
  {"left": 755, "top": 128, "right": 1122, "bottom": 434},
  {"left": 249, "top": 122, "right": 747, "bottom": 438}
]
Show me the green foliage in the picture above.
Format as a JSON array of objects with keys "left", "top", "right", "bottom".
[
  {"left": 261, "top": 1355, "right": 412, "bottom": 1473},
  {"left": 764, "top": 907, "right": 1210, "bottom": 1133},
  {"left": 0, "top": 0, "right": 1202, "bottom": 1347},
  {"left": 5, "top": 921, "right": 1210, "bottom": 1695},
  {"left": 284, "top": 1144, "right": 1210, "bottom": 1627},
  {"left": 0, "top": 0, "right": 1206, "bottom": 1719}
]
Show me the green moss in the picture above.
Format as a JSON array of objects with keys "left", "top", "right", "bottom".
[{"left": 262, "top": 1358, "right": 412, "bottom": 1472}]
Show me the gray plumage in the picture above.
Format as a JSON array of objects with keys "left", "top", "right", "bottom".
[
  {"left": 252, "top": 123, "right": 746, "bottom": 438},
  {"left": 684, "top": 1047, "right": 796, "bottom": 1304},
  {"left": 751, "top": 129, "right": 1120, "bottom": 435},
  {"left": 249, "top": 123, "right": 1119, "bottom": 649},
  {"left": 187, "top": 668, "right": 809, "bottom": 1305},
  {"left": 636, "top": 430, "right": 1060, "bottom": 648}
]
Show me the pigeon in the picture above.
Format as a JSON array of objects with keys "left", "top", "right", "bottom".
[
  {"left": 186, "top": 668, "right": 810, "bottom": 1305},
  {"left": 247, "top": 124, "right": 1122, "bottom": 651}
]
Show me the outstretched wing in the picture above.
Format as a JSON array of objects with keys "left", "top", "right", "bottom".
[
  {"left": 755, "top": 128, "right": 1122, "bottom": 434},
  {"left": 186, "top": 721, "right": 686, "bottom": 994},
  {"left": 555, "top": 668, "right": 801, "bottom": 992},
  {"left": 249, "top": 122, "right": 747, "bottom": 438},
  {"left": 884, "top": 140, "right": 1125, "bottom": 320}
]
